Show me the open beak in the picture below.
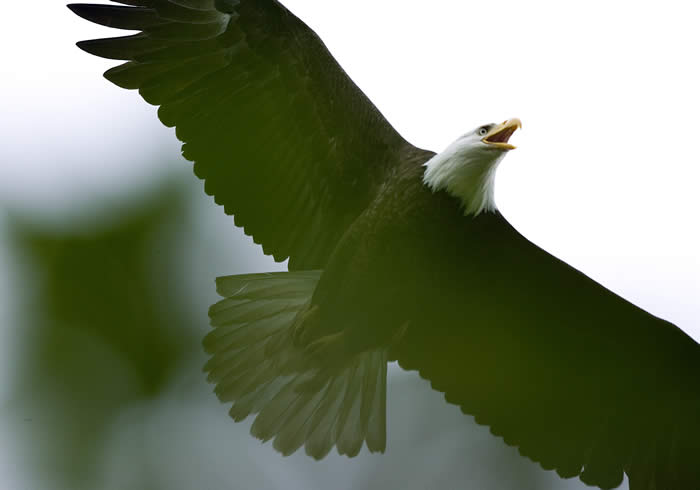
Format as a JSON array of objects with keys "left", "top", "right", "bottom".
[{"left": 482, "top": 118, "right": 522, "bottom": 150}]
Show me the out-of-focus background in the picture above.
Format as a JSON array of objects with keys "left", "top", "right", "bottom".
[{"left": 1, "top": 1, "right": 698, "bottom": 489}]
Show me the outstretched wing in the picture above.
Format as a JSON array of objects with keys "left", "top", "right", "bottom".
[
  {"left": 394, "top": 212, "right": 700, "bottom": 490},
  {"left": 69, "top": 0, "right": 412, "bottom": 269}
]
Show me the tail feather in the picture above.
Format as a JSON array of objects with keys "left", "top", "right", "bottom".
[
  {"left": 204, "top": 271, "right": 388, "bottom": 459},
  {"left": 228, "top": 376, "right": 291, "bottom": 422},
  {"left": 206, "top": 334, "right": 281, "bottom": 384},
  {"left": 335, "top": 362, "right": 364, "bottom": 456},
  {"left": 366, "top": 357, "right": 388, "bottom": 453},
  {"left": 273, "top": 389, "right": 327, "bottom": 455},
  {"left": 305, "top": 374, "right": 350, "bottom": 459},
  {"left": 214, "top": 356, "right": 278, "bottom": 402},
  {"left": 250, "top": 374, "right": 313, "bottom": 442},
  {"left": 209, "top": 298, "right": 305, "bottom": 326},
  {"left": 205, "top": 312, "right": 297, "bottom": 356},
  {"left": 204, "top": 312, "right": 298, "bottom": 382},
  {"left": 215, "top": 271, "right": 322, "bottom": 298}
]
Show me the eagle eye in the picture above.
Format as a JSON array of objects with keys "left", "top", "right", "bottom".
[{"left": 478, "top": 126, "right": 489, "bottom": 136}]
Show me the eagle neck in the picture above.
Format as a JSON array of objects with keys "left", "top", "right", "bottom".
[{"left": 422, "top": 146, "right": 504, "bottom": 216}]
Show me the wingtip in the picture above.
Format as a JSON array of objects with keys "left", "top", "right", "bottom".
[
  {"left": 69, "top": 5, "right": 100, "bottom": 55},
  {"left": 67, "top": 4, "right": 111, "bottom": 26},
  {"left": 66, "top": 3, "right": 156, "bottom": 30},
  {"left": 75, "top": 39, "right": 91, "bottom": 54},
  {"left": 66, "top": 3, "right": 91, "bottom": 20},
  {"left": 75, "top": 38, "right": 117, "bottom": 59}
]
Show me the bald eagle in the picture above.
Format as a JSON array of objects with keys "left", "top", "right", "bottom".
[{"left": 70, "top": 1, "right": 699, "bottom": 489}]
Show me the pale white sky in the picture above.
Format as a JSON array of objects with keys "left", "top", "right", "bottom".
[{"left": 0, "top": 2, "right": 698, "bottom": 489}]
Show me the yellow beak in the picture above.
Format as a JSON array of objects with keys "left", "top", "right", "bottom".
[{"left": 481, "top": 118, "right": 522, "bottom": 150}]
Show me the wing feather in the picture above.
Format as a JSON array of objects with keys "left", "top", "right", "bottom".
[
  {"left": 71, "top": 0, "right": 413, "bottom": 269},
  {"left": 393, "top": 211, "right": 700, "bottom": 490}
]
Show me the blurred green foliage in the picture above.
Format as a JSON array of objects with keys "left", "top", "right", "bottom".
[{"left": 6, "top": 178, "right": 198, "bottom": 488}]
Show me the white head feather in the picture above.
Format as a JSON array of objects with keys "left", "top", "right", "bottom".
[{"left": 422, "top": 119, "right": 521, "bottom": 216}]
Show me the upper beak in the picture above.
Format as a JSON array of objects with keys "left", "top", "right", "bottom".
[{"left": 482, "top": 118, "right": 522, "bottom": 150}]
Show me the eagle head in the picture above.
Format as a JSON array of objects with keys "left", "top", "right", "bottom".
[{"left": 423, "top": 118, "right": 521, "bottom": 216}]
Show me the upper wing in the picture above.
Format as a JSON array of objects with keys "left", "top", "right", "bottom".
[
  {"left": 394, "top": 212, "right": 700, "bottom": 490},
  {"left": 69, "top": 0, "right": 412, "bottom": 269}
]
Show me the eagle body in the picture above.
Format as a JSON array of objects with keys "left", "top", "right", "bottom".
[{"left": 70, "top": 1, "right": 699, "bottom": 488}]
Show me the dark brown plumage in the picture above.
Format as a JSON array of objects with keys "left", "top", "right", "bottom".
[{"left": 70, "top": 1, "right": 699, "bottom": 488}]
